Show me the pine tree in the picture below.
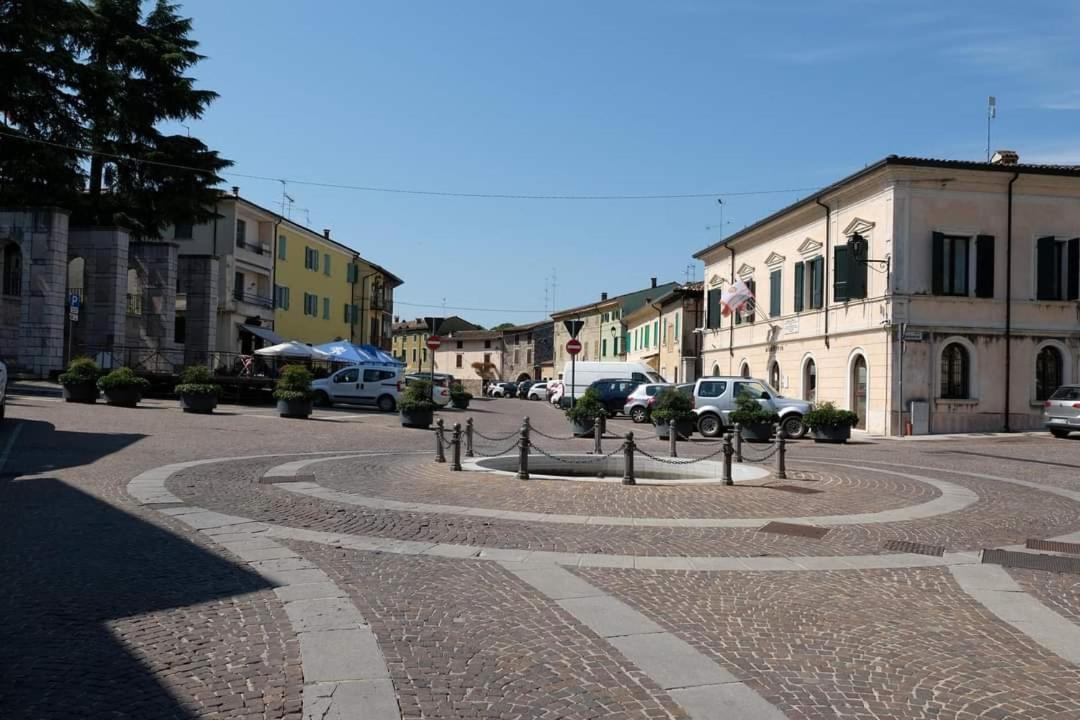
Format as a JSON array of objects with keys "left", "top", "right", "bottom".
[
  {"left": 77, "top": 0, "right": 230, "bottom": 238},
  {"left": 0, "top": 0, "right": 88, "bottom": 207}
]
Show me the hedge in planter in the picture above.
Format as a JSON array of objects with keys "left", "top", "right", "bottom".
[
  {"left": 59, "top": 357, "right": 101, "bottom": 403},
  {"left": 565, "top": 387, "right": 606, "bottom": 437},
  {"left": 652, "top": 387, "right": 695, "bottom": 440},
  {"left": 449, "top": 382, "right": 472, "bottom": 410},
  {"left": 175, "top": 365, "right": 221, "bottom": 414},
  {"left": 729, "top": 390, "right": 779, "bottom": 442},
  {"left": 803, "top": 402, "right": 859, "bottom": 443},
  {"left": 399, "top": 379, "right": 436, "bottom": 428},
  {"left": 97, "top": 367, "right": 151, "bottom": 407},
  {"left": 274, "top": 366, "right": 314, "bottom": 418}
]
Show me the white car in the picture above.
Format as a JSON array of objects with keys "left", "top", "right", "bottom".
[
  {"left": 404, "top": 372, "right": 452, "bottom": 407},
  {"left": 527, "top": 382, "right": 549, "bottom": 401},
  {"left": 311, "top": 363, "right": 401, "bottom": 411},
  {"left": 0, "top": 359, "right": 6, "bottom": 422}
]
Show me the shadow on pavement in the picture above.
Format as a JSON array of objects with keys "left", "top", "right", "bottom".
[{"left": 0, "top": 423, "right": 274, "bottom": 718}]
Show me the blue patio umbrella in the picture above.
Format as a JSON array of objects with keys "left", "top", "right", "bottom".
[{"left": 315, "top": 341, "right": 404, "bottom": 365}]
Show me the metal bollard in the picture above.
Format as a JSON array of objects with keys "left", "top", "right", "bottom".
[
  {"left": 435, "top": 418, "right": 446, "bottom": 463},
  {"left": 517, "top": 418, "right": 530, "bottom": 480},
  {"left": 599, "top": 413, "right": 607, "bottom": 439},
  {"left": 593, "top": 414, "right": 603, "bottom": 454},
  {"left": 776, "top": 431, "right": 787, "bottom": 480},
  {"left": 450, "top": 423, "right": 463, "bottom": 471},
  {"left": 722, "top": 433, "right": 734, "bottom": 486},
  {"left": 668, "top": 422, "right": 678, "bottom": 458},
  {"left": 734, "top": 423, "right": 743, "bottom": 463},
  {"left": 465, "top": 418, "right": 475, "bottom": 458},
  {"left": 622, "top": 432, "right": 636, "bottom": 485}
]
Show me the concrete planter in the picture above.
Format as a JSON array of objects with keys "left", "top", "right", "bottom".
[
  {"left": 450, "top": 397, "right": 471, "bottom": 410},
  {"left": 179, "top": 393, "right": 218, "bottom": 414},
  {"left": 739, "top": 422, "right": 773, "bottom": 443},
  {"left": 277, "top": 398, "right": 312, "bottom": 419},
  {"left": 569, "top": 418, "right": 596, "bottom": 437},
  {"left": 655, "top": 417, "right": 695, "bottom": 440},
  {"left": 62, "top": 382, "right": 99, "bottom": 404},
  {"left": 810, "top": 425, "right": 851, "bottom": 443},
  {"left": 400, "top": 407, "right": 434, "bottom": 428},
  {"left": 102, "top": 386, "right": 142, "bottom": 408}
]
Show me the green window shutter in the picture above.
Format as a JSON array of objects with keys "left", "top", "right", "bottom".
[
  {"left": 1036, "top": 236, "right": 1057, "bottom": 300},
  {"left": 745, "top": 279, "right": 756, "bottom": 324},
  {"left": 793, "top": 262, "right": 804, "bottom": 312},
  {"left": 975, "top": 235, "right": 995, "bottom": 298},
  {"left": 852, "top": 250, "right": 867, "bottom": 299},
  {"left": 833, "top": 246, "right": 849, "bottom": 302},
  {"left": 769, "top": 269, "right": 781, "bottom": 317},
  {"left": 811, "top": 257, "right": 824, "bottom": 308},
  {"left": 1068, "top": 238, "right": 1080, "bottom": 300},
  {"left": 706, "top": 289, "right": 722, "bottom": 329},
  {"left": 323, "top": 297, "right": 330, "bottom": 319},
  {"left": 324, "top": 254, "right": 331, "bottom": 276},
  {"left": 675, "top": 311, "right": 680, "bottom": 338},
  {"left": 344, "top": 303, "right": 350, "bottom": 323},
  {"left": 653, "top": 320, "right": 658, "bottom": 346},
  {"left": 644, "top": 325, "right": 650, "bottom": 347},
  {"left": 278, "top": 235, "right": 287, "bottom": 260},
  {"left": 931, "top": 232, "right": 945, "bottom": 295}
]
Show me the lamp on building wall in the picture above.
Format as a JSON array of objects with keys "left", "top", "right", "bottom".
[{"left": 609, "top": 325, "right": 617, "bottom": 356}]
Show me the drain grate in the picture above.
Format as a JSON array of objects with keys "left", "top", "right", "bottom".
[
  {"left": 757, "top": 521, "right": 829, "bottom": 539},
  {"left": 768, "top": 484, "right": 823, "bottom": 494},
  {"left": 1026, "top": 539, "right": 1080, "bottom": 555},
  {"left": 883, "top": 539, "right": 945, "bottom": 557},
  {"left": 982, "top": 548, "right": 1080, "bottom": 575}
]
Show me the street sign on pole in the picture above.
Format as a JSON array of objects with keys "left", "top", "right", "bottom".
[
  {"left": 426, "top": 336, "right": 441, "bottom": 403},
  {"left": 566, "top": 339, "right": 581, "bottom": 408},
  {"left": 563, "top": 319, "right": 584, "bottom": 339},
  {"left": 69, "top": 293, "right": 81, "bottom": 309},
  {"left": 69, "top": 308, "right": 79, "bottom": 322},
  {"left": 426, "top": 335, "right": 442, "bottom": 351},
  {"left": 565, "top": 339, "right": 582, "bottom": 356}
]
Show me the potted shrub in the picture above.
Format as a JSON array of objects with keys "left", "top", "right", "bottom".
[
  {"left": 729, "top": 390, "right": 780, "bottom": 442},
  {"left": 803, "top": 402, "right": 859, "bottom": 443},
  {"left": 274, "top": 365, "right": 314, "bottom": 418},
  {"left": 175, "top": 365, "right": 221, "bottom": 414},
  {"left": 399, "top": 379, "right": 436, "bottom": 428},
  {"left": 97, "top": 367, "right": 150, "bottom": 407},
  {"left": 449, "top": 382, "right": 473, "bottom": 410},
  {"left": 565, "top": 387, "right": 606, "bottom": 437},
  {"left": 59, "top": 357, "right": 100, "bottom": 403},
  {"left": 652, "top": 387, "right": 695, "bottom": 440}
]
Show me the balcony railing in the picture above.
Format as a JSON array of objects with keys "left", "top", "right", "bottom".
[
  {"left": 233, "top": 289, "right": 273, "bottom": 309},
  {"left": 237, "top": 239, "right": 272, "bottom": 256},
  {"left": 126, "top": 293, "right": 143, "bottom": 316}
]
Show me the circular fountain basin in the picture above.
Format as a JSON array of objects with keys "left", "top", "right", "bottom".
[{"left": 462, "top": 454, "right": 770, "bottom": 485}]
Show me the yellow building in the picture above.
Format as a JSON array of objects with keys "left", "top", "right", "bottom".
[{"left": 273, "top": 222, "right": 355, "bottom": 344}]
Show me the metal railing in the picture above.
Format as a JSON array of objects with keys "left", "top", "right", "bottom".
[
  {"left": 233, "top": 289, "right": 274, "bottom": 309},
  {"left": 126, "top": 293, "right": 143, "bottom": 315},
  {"left": 236, "top": 239, "right": 272, "bottom": 256}
]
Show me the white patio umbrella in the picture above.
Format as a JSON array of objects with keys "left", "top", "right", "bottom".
[{"left": 253, "top": 341, "right": 333, "bottom": 359}]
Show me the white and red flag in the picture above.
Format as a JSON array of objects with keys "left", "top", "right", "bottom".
[{"left": 719, "top": 280, "right": 754, "bottom": 316}]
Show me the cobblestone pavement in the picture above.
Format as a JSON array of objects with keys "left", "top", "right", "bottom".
[{"left": 5, "top": 392, "right": 1080, "bottom": 719}]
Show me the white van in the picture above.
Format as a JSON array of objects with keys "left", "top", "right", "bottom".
[
  {"left": 559, "top": 361, "right": 665, "bottom": 405},
  {"left": 310, "top": 363, "right": 402, "bottom": 411}
]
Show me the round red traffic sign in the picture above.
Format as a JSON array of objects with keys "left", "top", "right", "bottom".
[
  {"left": 426, "top": 335, "right": 442, "bottom": 351},
  {"left": 565, "top": 338, "right": 582, "bottom": 356}
]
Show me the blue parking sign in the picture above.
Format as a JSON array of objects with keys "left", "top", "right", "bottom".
[{"left": 69, "top": 293, "right": 81, "bottom": 309}]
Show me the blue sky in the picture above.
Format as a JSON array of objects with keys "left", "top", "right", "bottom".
[{"left": 176, "top": 0, "right": 1080, "bottom": 326}]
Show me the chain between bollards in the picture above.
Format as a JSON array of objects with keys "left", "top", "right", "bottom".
[
  {"left": 776, "top": 427, "right": 787, "bottom": 480},
  {"left": 434, "top": 418, "right": 446, "bottom": 463},
  {"left": 465, "top": 417, "right": 474, "bottom": 458},
  {"left": 722, "top": 432, "right": 734, "bottom": 485},
  {"left": 450, "top": 422, "right": 462, "bottom": 471},
  {"left": 734, "top": 423, "right": 743, "bottom": 463},
  {"left": 518, "top": 416, "right": 530, "bottom": 480},
  {"left": 622, "top": 431, "right": 636, "bottom": 485}
]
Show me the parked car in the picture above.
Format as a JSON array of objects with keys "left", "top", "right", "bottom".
[
  {"left": 1044, "top": 384, "right": 1080, "bottom": 438},
  {"left": 517, "top": 380, "right": 536, "bottom": 398},
  {"left": 403, "top": 372, "right": 453, "bottom": 407},
  {"left": 623, "top": 383, "right": 673, "bottom": 423},
  {"left": 559, "top": 361, "right": 664, "bottom": 405},
  {"left": 691, "top": 376, "right": 811, "bottom": 438},
  {"left": 488, "top": 382, "right": 514, "bottom": 398},
  {"left": 586, "top": 378, "right": 641, "bottom": 416},
  {"left": 310, "top": 363, "right": 402, "bottom": 411},
  {"left": 0, "top": 359, "right": 6, "bottom": 423},
  {"left": 527, "top": 382, "right": 550, "bottom": 401}
]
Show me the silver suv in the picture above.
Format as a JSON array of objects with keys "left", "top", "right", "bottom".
[
  {"left": 623, "top": 383, "right": 672, "bottom": 423},
  {"left": 691, "top": 376, "right": 812, "bottom": 438}
]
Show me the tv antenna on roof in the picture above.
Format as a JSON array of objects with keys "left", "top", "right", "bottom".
[{"left": 986, "top": 96, "right": 996, "bottom": 162}]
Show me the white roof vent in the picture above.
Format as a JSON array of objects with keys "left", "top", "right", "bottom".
[{"left": 990, "top": 150, "right": 1019, "bottom": 165}]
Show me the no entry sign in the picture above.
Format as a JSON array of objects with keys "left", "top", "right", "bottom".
[
  {"left": 426, "top": 335, "right": 442, "bottom": 351},
  {"left": 566, "top": 338, "right": 582, "bottom": 356}
]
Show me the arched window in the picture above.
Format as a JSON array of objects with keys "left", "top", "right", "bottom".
[
  {"left": 2, "top": 243, "right": 22, "bottom": 296},
  {"left": 711, "top": 363, "right": 720, "bottom": 376},
  {"left": 740, "top": 362, "right": 751, "bottom": 379},
  {"left": 940, "top": 343, "right": 970, "bottom": 399},
  {"left": 1036, "top": 345, "right": 1064, "bottom": 401},
  {"left": 803, "top": 358, "right": 817, "bottom": 402},
  {"left": 769, "top": 361, "right": 780, "bottom": 391}
]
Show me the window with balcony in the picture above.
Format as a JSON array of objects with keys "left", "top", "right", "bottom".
[{"left": 235, "top": 219, "right": 246, "bottom": 249}]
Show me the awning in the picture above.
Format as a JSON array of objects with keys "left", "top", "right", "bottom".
[
  {"left": 239, "top": 324, "right": 283, "bottom": 345},
  {"left": 315, "top": 341, "right": 405, "bottom": 366}
]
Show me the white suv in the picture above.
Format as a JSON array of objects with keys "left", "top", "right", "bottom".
[
  {"left": 311, "top": 363, "right": 401, "bottom": 411},
  {"left": 0, "top": 359, "right": 6, "bottom": 423}
]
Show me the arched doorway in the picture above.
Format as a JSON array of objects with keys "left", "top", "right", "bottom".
[
  {"left": 850, "top": 354, "right": 868, "bottom": 430},
  {"left": 740, "top": 362, "right": 751, "bottom": 379},
  {"left": 769, "top": 361, "right": 780, "bottom": 391},
  {"left": 803, "top": 357, "right": 817, "bottom": 402},
  {"left": 1035, "top": 345, "right": 1064, "bottom": 401}
]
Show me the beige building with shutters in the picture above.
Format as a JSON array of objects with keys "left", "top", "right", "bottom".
[{"left": 694, "top": 153, "right": 1080, "bottom": 436}]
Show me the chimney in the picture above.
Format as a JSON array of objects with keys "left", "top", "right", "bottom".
[
  {"left": 323, "top": 228, "right": 331, "bottom": 239},
  {"left": 650, "top": 277, "right": 657, "bottom": 288},
  {"left": 600, "top": 291, "right": 608, "bottom": 301},
  {"left": 231, "top": 186, "right": 239, "bottom": 197},
  {"left": 991, "top": 150, "right": 1019, "bottom": 166}
]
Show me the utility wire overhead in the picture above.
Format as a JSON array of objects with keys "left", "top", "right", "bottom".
[{"left": 0, "top": 129, "right": 822, "bottom": 202}]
